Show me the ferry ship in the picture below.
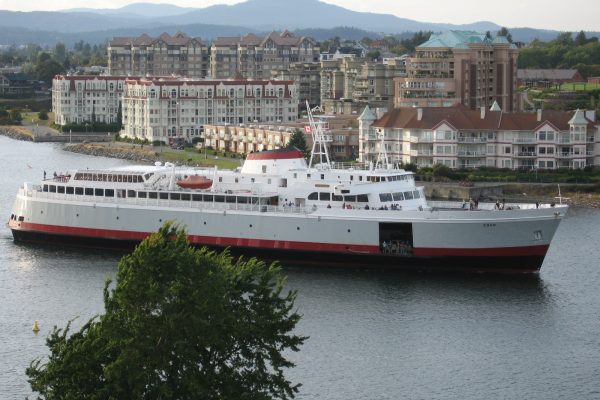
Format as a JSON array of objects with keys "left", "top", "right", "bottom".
[{"left": 7, "top": 108, "right": 567, "bottom": 273}]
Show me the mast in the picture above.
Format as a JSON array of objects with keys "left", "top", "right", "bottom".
[
  {"left": 306, "top": 101, "right": 332, "bottom": 168},
  {"left": 375, "top": 129, "right": 389, "bottom": 170}
]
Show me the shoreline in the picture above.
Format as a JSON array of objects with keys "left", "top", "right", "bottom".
[{"left": 3, "top": 127, "right": 599, "bottom": 208}]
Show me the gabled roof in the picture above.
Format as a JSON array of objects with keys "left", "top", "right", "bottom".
[
  {"left": 358, "top": 106, "right": 376, "bottom": 121},
  {"left": 517, "top": 69, "right": 582, "bottom": 80},
  {"left": 568, "top": 109, "right": 588, "bottom": 125},
  {"left": 418, "top": 31, "right": 487, "bottom": 49},
  {"left": 372, "top": 105, "right": 597, "bottom": 131}
]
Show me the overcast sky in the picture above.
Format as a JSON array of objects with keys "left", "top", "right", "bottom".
[{"left": 0, "top": 0, "right": 597, "bottom": 32}]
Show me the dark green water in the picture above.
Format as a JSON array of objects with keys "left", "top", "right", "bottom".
[{"left": 1, "top": 136, "right": 599, "bottom": 399}]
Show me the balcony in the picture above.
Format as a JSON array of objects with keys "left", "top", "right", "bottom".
[
  {"left": 513, "top": 152, "right": 537, "bottom": 158},
  {"left": 410, "top": 149, "right": 433, "bottom": 156},
  {"left": 557, "top": 138, "right": 571, "bottom": 144},
  {"left": 557, "top": 152, "right": 574, "bottom": 158},
  {"left": 458, "top": 137, "right": 487, "bottom": 143},
  {"left": 410, "top": 136, "right": 433, "bottom": 143},
  {"left": 512, "top": 138, "right": 536, "bottom": 144},
  {"left": 458, "top": 151, "right": 486, "bottom": 157}
]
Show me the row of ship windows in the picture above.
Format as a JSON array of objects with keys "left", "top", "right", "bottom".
[
  {"left": 306, "top": 190, "right": 421, "bottom": 202},
  {"left": 42, "top": 185, "right": 269, "bottom": 204}
]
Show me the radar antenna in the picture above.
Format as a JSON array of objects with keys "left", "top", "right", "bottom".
[{"left": 306, "top": 101, "right": 332, "bottom": 168}]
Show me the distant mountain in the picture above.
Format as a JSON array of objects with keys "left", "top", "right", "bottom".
[
  {"left": 64, "top": 3, "right": 196, "bottom": 18},
  {"left": 0, "top": 0, "right": 597, "bottom": 46}
]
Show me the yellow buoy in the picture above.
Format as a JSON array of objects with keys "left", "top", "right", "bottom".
[{"left": 32, "top": 320, "right": 40, "bottom": 334}]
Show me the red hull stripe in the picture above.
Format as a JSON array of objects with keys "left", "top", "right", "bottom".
[
  {"left": 246, "top": 150, "right": 304, "bottom": 160},
  {"left": 10, "top": 220, "right": 550, "bottom": 258}
]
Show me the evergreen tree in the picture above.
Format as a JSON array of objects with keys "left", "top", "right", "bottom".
[
  {"left": 287, "top": 129, "right": 309, "bottom": 158},
  {"left": 27, "top": 223, "right": 306, "bottom": 400}
]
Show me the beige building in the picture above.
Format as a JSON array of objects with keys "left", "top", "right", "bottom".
[
  {"left": 210, "top": 31, "right": 320, "bottom": 80},
  {"left": 395, "top": 31, "right": 519, "bottom": 111},
  {"left": 121, "top": 78, "right": 298, "bottom": 143},
  {"left": 320, "top": 57, "right": 403, "bottom": 114},
  {"left": 52, "top": 75, "right": 128, "bottom": 125},
  {"left": 203, "top": 115, "right": 359, "bottom": 160},
  {"left": 108, "top": 32, "right": 210, "bottom": 78},
  {"left": 271, "top": 62, "right": 321, "bottom": 107},
  {"left": 359, "top": 104, "right": 599, "bottom": 170}
]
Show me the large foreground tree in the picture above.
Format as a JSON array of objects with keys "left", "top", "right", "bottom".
[{"left": 27, "top": 223, "right": 306, "bottom": 399}]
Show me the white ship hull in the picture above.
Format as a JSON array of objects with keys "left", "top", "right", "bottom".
[{"left": 9, "top": 187, "right": 566, "bottom": 273}]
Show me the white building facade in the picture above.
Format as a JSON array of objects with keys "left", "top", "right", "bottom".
[
  {"left": 121, "top": 78, "right": 298, "bottom": 142},
  {"left": 359, "top": 104, "right": 599, "bottom": 169},
  {"left": 52, "top": 75, "right": 128, "bottom": 126}
]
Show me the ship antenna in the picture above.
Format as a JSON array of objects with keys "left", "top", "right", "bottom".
[
  {"left": 375, "top": 128, "right": 389, "bottom": 170},
  {"left": 306, "top": 101, "right": 332, "bottom": 168}
]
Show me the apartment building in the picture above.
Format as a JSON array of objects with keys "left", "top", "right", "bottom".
[
  {"left": 108, "top": 32, "right": 210, "bottom": 78},
  {"left": 121, "top": 78, "right": 298, "bottom": 143},
  {"left": 202, "top": 114, "right": 359, "bottom": 159},
  {"left": 52, "top": 75, "right": 128, "bottom": 125},
  {"left": 359, "top": 104, "right": 599, "bottom": 169},
  {"left": 271, "top": 62, "right": 321, "bottom": 107},
  {"left": 210, "top": 31, "right": 319, "bottom": 79},
  {"left": 395, "top": 31, "right": 519, "bottom": 111},
  {"left": 320, "top": 57, "right": 403, "bottom": 114}
]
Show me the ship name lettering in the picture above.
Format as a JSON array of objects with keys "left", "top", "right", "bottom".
[{"left": 483, "top": 223, "right": 496, "bottom": 227}]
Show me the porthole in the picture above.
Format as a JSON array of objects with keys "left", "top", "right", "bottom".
[
  {"left": 159, "top": 219, "right": 162, "bottom": 222},
  {"left": 203, "top": 221, "right": 207, "bottom": 225},
  {"left": 297, "top": 227, "right": 300, "bottom": 230},
  {"left": 249, "top": 224, "right": 253, "bottom": 228},
  {"left": 347, "top": 229, "right": 351, "bottom": 233}
]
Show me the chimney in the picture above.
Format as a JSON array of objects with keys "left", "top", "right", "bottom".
[
  {"left": 480, "top": 106, "right": 485, "bottom": 119},
  {"left": 417, "top": 108, "right": 423, "bottom": 121},
  {"left": 537, "top": 109, "right": 542, "bottom": 122}
]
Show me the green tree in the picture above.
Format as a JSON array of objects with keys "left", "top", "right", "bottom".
[
  {"left": 287, "top": 129, "right": 309, "bottom": 158},
  {"left": 27, "top": 223, "right": 305, "bottom": 400}
]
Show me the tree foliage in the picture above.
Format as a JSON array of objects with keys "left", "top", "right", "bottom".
[
  {"left": 27, "top": 223, "right": 306, "bottom": 400},
  {"left": 518, "top": 31, "right": 600, "bottom": 71},
  {"left": 287, "top": 129, "right": 309, "bottom": 158}
]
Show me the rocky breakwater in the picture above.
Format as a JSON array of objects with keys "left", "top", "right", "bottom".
[
  {"left": 0, "top": 126, "right": 33, "bottom": 141},
  {"left": 64, "top": 143, "right": 157, "bottom": 163}
]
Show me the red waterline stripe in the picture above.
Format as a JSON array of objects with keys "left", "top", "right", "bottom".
[
  {"left": 14, "top": 222, "right": 379, "bottom": 253},
  {"left": 413, "top": 245, "right": 549, "bottom": 257}
]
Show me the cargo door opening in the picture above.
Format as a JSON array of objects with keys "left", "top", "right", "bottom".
[{"left": 379, "top": 222, "right": 413, "bottom": 256}]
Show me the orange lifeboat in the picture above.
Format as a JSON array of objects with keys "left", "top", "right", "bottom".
[{"left": 176, "top": 175, "right": 213, "bottom": 190}]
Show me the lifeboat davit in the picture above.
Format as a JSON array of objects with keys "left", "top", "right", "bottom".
[{"left": 176, "top": 175, "right": 213, "bottom": 189}]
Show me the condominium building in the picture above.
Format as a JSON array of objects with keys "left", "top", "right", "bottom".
[
  {"left": 52, "top": 75, "right": 129, "bottom": 125},
  {"left": 320, "top": 57, "right": 403, "bottom": 114},
  {"left": 210, "top": 31, "right": 320, "bottom": 79},
  {"left": 121, "top": 78, "right": 298, "bottom": 143},
  {"left": 395, "top": 31, "right": 519, "bottom": 111},
  {"left": 271, "top": 62, "right": 321, "bottom": 107},
  {"left": 202, "top": 114, "right": 359, "bottom": 159},
  {"left": 108, "top": 32, "right": 210, "bottom": 78},
  {"left": 359, "top": 104, "right": 599, "bottom": 169}
]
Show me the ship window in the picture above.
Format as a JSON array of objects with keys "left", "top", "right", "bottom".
[
  {"left": 170, "top": 193, "right": 181, "bottom": 200},
  {"left": 49, "top": 185, "right": 56, "bottom": 193},
  {"left": 251, "top": 178, "right": 255, "bottom": 183},
  {"left": 308, "top": 192, "right": 319, "bottom": 200},
  {"left": 75, "top": 187, "right": 83, "bottom": 195},
  {"left": 181, "top": 193, "right": 191, "bottom": 201},
  {"left": 215, "top": 195, "right": 225, "bottom": 203},
  {"left": 127, "top": 190, "right": 136, "bottom": 198},
  {"left": 18, "top": 216, "right": 24, "bottom": 222},
  {"left": 148, "top": 192, "right": 158, "bottom": 199},
  {"left": 43, "top": 184, "right": 48, "bottom": 192},
  {"left": 203, "top": 195, "right": 213, "bottom": 202},
  {"left": 238, "top": 196, "right": 248, "bottom": 204},
  {"left": 219, "top": 177, "right": 223, "bottom": 183},
  {"left": 85, "top": 188, "right": 93, "bottom": 196},
  {"left": 66, "top": 186, "right": 74, "bottom": 194},
  {"left": 307, "top": 174, "right": 311, "bottom": 179},
  {"left": 379, "top": 193, "right": 392, "bottom": 202},
  {"left": 192, "top": 194, "right": 202, "bottom": 201},
  {"left": 413, "top": 190, "right": 420, "bottom": 199},
  {"left": 321, "top": 174, "right": 324, "bottom": 180},
  {"left": 95, "top": 188, "right": 103, "bottom": 196},
  {"left": 138, "top": 191, "right": 147, "bottom": 198},
  {"left": 262, "top": 165, "right": 267, "bottom": 173},
  {"left": 57, "top": 186, "right": 65, "bottom": 194},
  {"left": 128, "top": 176, "right": 133, "bottom": 183},
  {"left": 392, "top": 192, "right": 404, "bottom": 201},
  {"left": 226, "top": 196, "right": 236, "bottom": 203},
  {"left": 320, "top": 192, "right": 330, "bottom": 201},
  {"left": 144, "top": 173, "right": 153, "bottom": 180},
  {"left": 344, "top": 195, "right": 356, "bottom": 202},
  {"left": 159, "top": 192, "right": 168, "bottom": 200},
  {"left": 357, "top": 194, "right": 369, "bottom": 202},
  {"left": 404, "top": 191, "right": 414, "bottom": 200},
  {"left": 118, "top": 175, "right": 123, "bottom": 183},
  {"left": 332, "top": 194, "right": 343, "bottom": 201},
  {"left": 359, "top": 176, "right": 363, "bottom": 181},
  {"left": 105, "top": 189, "right": 115, "bottom": 197},
  {"left": 350, "top": 175, "right": 354, "bottom": 181}
]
